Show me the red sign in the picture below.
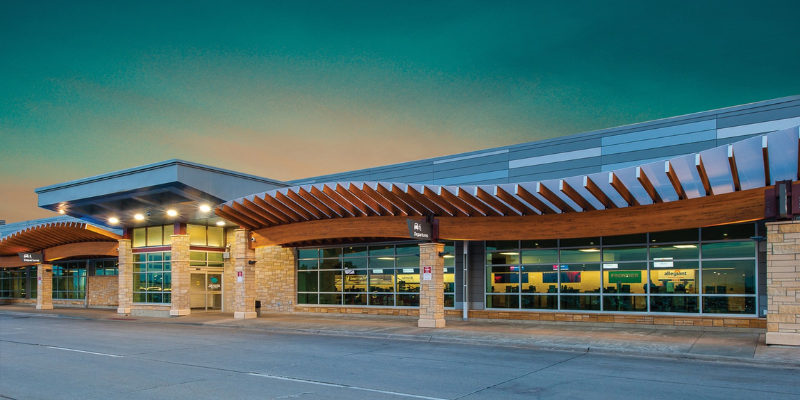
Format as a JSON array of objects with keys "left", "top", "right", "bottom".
[
  {"left": 237, "top": 271, "right": 243, "bottom": 277},
  {"left": 423, "top": 266, "right": 431, "bottom": 274}
]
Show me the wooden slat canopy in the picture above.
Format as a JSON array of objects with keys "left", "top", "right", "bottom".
[
  {"left": 217, "top": 125, "right": 800, "bottom": 246},
  {"left": 0, "top": 222, "right": 121, "bottom": 257}
]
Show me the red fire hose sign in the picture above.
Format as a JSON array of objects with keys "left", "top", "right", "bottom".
[{"left": 423, "top": 266, "right": 432, "bottom": 281}]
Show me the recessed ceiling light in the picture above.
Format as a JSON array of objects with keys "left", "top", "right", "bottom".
[
  {"left": 58, "top": 209, "right": 65, "bottom": 214},
  {"left": 199, "top": 205, "right": 211, "bottom": 212},
  {"left": 216, "top": 221, "right": 225, "bottom": 226},
  {"left": 108, "top": 217, "right": 119, "bottom": 224},
  {"left": 134, "top": 214, "right": 144, "bottom": 221},
  {"left": 166, "top": 210, "right": 178, "bottom": 217}
]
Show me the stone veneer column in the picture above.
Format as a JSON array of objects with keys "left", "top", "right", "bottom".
[
  {"left": 223, "top": 228, "right": 236, "bottom": 313},
  {"left": 234, "top": 229, "right": 257, "bottom": 319},
  {"left": 36, "top": 263, "right": 53, "bottom": 310},
  {"left": 255, "top": 245, "right": 295, "bottom": 312},
  {"left": 418, "top": 242, "right": 445, "bottom": 328},
  {"left": 766, "top": 220, "right": 800, "bottom": 346},
  {"left": 170, "top": 234, "right": 191, "bottom": 316},
  {"left": 117, "top": 239, "right": 133, "bottom": 314}
]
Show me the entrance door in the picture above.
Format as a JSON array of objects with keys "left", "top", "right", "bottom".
[{"left": 189, "top": 272, "right": 223, "bottom": 312}]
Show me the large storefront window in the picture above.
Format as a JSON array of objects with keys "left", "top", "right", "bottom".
[
  {"left": 485, "top": 223, "right": 757, "bottom": 315},
  {"left": 52, "top": 262, "right": 87, "bottom": 300},
  {"left": 0, "top": 266, "right": 36, "bottom": 299},
  {"left": 133, "top": 252, "right": 171, "bottom": 304},
  {"left": 297, "top": 242, "right": 455, "bottom": 307}
]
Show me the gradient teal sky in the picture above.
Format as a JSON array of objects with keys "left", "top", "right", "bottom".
[{"left": 2, "top": 1, "right": 799, "bottom": 222}]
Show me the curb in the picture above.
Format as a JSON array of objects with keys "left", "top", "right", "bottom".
[{"left": 3, "top": 310, "right": 799, "bottom": 369}]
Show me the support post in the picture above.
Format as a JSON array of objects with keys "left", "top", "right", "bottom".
[
  {"left": 766, "top": 220, "right": 800, "bottom": 346},
  {"left": 169, "top": 234, "right": 191, "bottom": 316},
  {"left": 418, "top": 242, "right": 446, "bottom": 328},
  {"left": 462, "top": 240, "right": 469, "bottom": 321},
  {"left": 117, "top": 239, "right": 132, "bottom": 315},
  {"left": 36, "top": 263, "right": 53, "bottom": 310},
  {"left": 233, "top": 229, "right": 257, "bottom": 319}
]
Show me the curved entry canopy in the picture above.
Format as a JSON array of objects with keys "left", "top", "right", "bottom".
[
  {"left": 0, "top": 222, "right": 121, "bottom": 268},
  {"left": 218, "top": 126, "right": 800, "bottom": 246}
]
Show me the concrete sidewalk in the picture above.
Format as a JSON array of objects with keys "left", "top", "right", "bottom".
[{"left": 3, "top": 305, "right": 800, "bottom": 368}]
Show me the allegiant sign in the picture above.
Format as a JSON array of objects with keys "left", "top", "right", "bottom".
[{"left": 18, "top": 252, "right": 43, "bottom": 263}]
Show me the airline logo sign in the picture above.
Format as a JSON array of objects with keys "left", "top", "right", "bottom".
[
  {"left": 407, "top": 220, "right": 432, "bottom": 240},
  {"left": 18, "top": 252, "right": 43, "bottom": 263}
]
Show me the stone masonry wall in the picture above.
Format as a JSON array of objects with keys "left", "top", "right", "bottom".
[
  {"left": 223, "top": 228, "right": 236, "bottom": 313},
  {"left": 255, "top": 245, "right": 295, "bottom": 312},
  {"left": 36, "top": 263, "right": 52, "bottom": 310},
  {"left": 418, "top": 243, "right": 445, "bottom": 328},
  {"left": 234, "top": 229, "right": 256, "bottom": 317},
  {"left": 766, "top": 220, "right": 800, "bottom": 345},
  {"left": 117, "top": 239, "right": 132, "bottom": 314},
  {"left": 87, "top": 276, "right": 118, "bottom": 307},
  {"left": 170, "top": 234, "right": 191, "bottom": 315}
]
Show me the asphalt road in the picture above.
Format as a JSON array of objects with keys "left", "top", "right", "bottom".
[{"left": 1, "top": 314, "right": 798, "bottom": 400}]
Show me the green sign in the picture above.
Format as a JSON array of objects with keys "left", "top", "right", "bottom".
[{"left": 607, "top": 270, "right": 641, "bottom": 283}]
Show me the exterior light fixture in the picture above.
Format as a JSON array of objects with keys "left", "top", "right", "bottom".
[
  {"left": 134, "top": 214, "right": 145, "bottom": 221},
  {"left": 108, "top": 217, "right": 119, "bottom": 224},
  {"left": 216, "top": 221, "right": 226, "bottom": 226},
  {"left": 199, "top": 204, "right": 211, "bottom": 212},
  {"left": 166, "top": 210, "right": 178, "bottom": 217}
]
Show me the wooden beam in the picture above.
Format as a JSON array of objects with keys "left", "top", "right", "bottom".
[
  {"left": 45, "top": 241, "right": 118, "bottom": 261},
  {"left": 333, "top": 184, "right": 372, "bottom": 216},
  {"left": 274, "top": 191, "right": 314, "bottom": 221},
  {"left": 401, "top": 185, "right": 449, "bottom": 216},
  {"left": 278, "top": 190, "right": 318, "bottom": 220},
  {"left": 422, "top": 186, "right": 466, "bottom": 217},
  {"left": 312, "top": 186, "right": 352, "bottom": 217},
  {"left": 349, "top": 183, "right": 393, "bottom": 216},
  {"left": 695, "top": 154, "right": 713, "bottom": 196},
  {"left": 252, "top": 216, "right": 412, "bottom": 247},
  {"left": 536, "top": 182, "right": 573, "bottom": 213},
  {"left": 665, "top": 161, "right": 686, "bottom": 200},
  {"left": 361, "top": 184, "right": 405, "bottom": 216},
  {"left": 218, "top": 205, "right": 259, "bottom": 230},
  {"left": 373, "top": 184, "right": 417, "bottom": 216},
  {"left": 475, "top": 187, "right": 519, "bottom": 216},
  {"left": 296, "top": 187, "right": 336, "bottom": 218},
  {"left": 559, "top": 180, "right": 596, "bottom": 211},
  {"left": 494, "top": 186, "right": 538, "bottom": 215},
  {"left": 232, "top": 201, "right": 274, "bottom": 227},
  {"left": 762, "top": 136, "right": 770, "bottom": 186},
  {"left": 213, "top": 206, "right": 253, "bottom": 230},
  {"left": 728, "top": 145, "right": 741, "bottom": 191},
  {"left": 438, "top": 187, "right": 765, "bottom": 241},
  {"left": 583, "top": 176, "right": 616, "bottom": 209},
  {"left": 515, "top": 184, "right": 557, "bottom": 214},
  {"left": 438, "top": 187, "right": 484, "bottom": 217},
  {"left": 636, "top": 166, "right": 662, "bottom": 203},
  {"left": 250, "top": 197, "right": 289, "bottom": 224},
  {"left": 457, "top": 188, "right": 503, "bottom": 217}
]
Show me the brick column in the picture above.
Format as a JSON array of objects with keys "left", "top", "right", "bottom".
[
  {"left": 117, "top": 239, "right": 132, "bottom": 315},
  {"left": 255, "top": 245, "right": 295, "bottom": 312},
  {"left": 36, "top": 263, "right": 53, "bottom": 310},
  {"left": 234, "top": 229, "right": 257, "bottom": 319},
  {"left": 418, "top": 242, "right": 445, "bottom": 328},
  {"left": 766, "top": 220, "right": 800, "bottom": 346},
  {"left": 170, "top": 234, "right": 191, "bottom": 316}
]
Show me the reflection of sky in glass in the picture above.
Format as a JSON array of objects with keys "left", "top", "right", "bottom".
[
  {"left": 698, "top": 146, "right": 735, "bottom": 195},
  {"left": 668, "top": 154, "right": 704, "bottom": 199},
  {"left": 639, "top": 161, "right": 679, "bottom": 203},
  {"left": 767, "top": 127, "right": 799, "bottom": 184},
  {"left": 731, "top": 135, "right": 766, "bottom": 190}
]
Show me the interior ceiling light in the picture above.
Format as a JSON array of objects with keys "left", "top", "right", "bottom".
[
  {"left": 443, "top": 255, "right": 455, "bottom": 258},
  {"left": 108, "top": 217, "right": 119, "bottom": 224},
  {"left": 673, "top": 245, "right": 697, "bottom": 249},
  {"left": 134, "top": 214, "right": 145, "bottom": 221},
  {"left": 166, "top": 209, "right": 178, "bottom": 217},
  {"left": 579, "top": 248, "right": 600, "bottom": 252},
  {"left": 499, "top": 252, "right": 519, "bottom": 255},
  {"left": 216, "top": 221, "right": 226, "bottom": 226},
  {"left": 199, "top": 204, "right": 211, "bottom": 212}
]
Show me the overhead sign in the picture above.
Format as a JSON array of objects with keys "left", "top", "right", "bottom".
[
  {"left": 407, "top": 220, "right": 432, "bottom": 240},
  {"left": 18, "top": 252, "right": 43, "bottom": 263}
]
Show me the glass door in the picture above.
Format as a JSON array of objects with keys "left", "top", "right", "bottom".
[{"left": 189, "top": 272, "right": 223, "bottom": 312}]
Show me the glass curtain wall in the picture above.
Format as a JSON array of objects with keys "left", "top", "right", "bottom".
[
  {"left": 297, "top": 242, "right": 455, "bottom": 307},
  {"left": 485, "top": 223, "right": 757, "bottom": 315},
  {"left": 0, "top": 266, "right": 36, "bottom": 299},
  {"left": 52, "top": 262, "right": 87, "bottom": 300},
  {"left": 133, "top": 252, "right": 172, "bottom": 304}
]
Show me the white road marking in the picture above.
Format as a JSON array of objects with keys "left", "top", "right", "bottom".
[
  {"left": 45, "top": 346, "right": 124, "bottom": 358},
  {"left": 248, "top": 373, "right": 447, "bottom": 400}
]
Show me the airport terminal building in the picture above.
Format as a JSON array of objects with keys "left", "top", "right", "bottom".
[{"left": 3, "top": 95, "right": 800, "bottom": 346}]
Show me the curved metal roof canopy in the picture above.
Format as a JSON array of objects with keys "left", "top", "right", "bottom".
[
  {"left": 0, "top": 222, "right": 121, "bottom": 257},
  {"left": 217, "top": 126, "right": 800, "bottom": 231}
]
